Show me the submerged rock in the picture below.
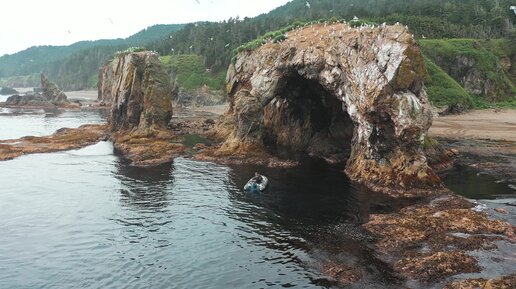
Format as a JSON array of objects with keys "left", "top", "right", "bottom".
[
  {"left": 98, "top": 51, "right": 173, "bottom": 131},
  {"left": 215, "top": 23, "right": 441, "bottom": 195}
]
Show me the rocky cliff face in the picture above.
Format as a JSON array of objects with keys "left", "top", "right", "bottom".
[
  {"left": 98, "top": 51, "right": 173, "bottom": 131},
  {"left": 97, "top": 51, "right": 182, "bottom": 166},
  {"left": 445, "top": 55, "right": 506, "bottom": 100},
  {"left": 219, "top": 23, "right": 441, "bottom": 195},
  {"left": 41, "top": 74, "right": 68, "bottom": 104},
  {"left": 174, "top": 86, "right": 225, "bottom": 107},
  {"left": 420, "top": 40, "right": 516, "bottom": 102}
]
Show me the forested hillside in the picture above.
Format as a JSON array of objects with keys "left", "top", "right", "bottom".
[
  {"left": 0, "top": 24, "right": 184, "bottom": 89},
  {"left": 0, "top": 0, "right": 515, "bottom": 104},
  {"left": 154, "top": 0, "right": 516, "bottom": 71}
]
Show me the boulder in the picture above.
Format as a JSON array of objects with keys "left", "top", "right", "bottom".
[
  {"left": 98, "top": 51, "right": 173, "bottom": 131},
  {"left": 41, "top": 74, "right": 68, "bottom": 104},
  {"left": 218, "top": 23, "right": 442, "bottom": 195}
]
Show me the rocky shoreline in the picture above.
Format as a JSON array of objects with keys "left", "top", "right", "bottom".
[
  {"left": 0, "top": 124, "right": 108, "bottom": 161},
  {"left": 0, "top": 105, "right": 514, "bottom": 287},
  {"left": 0, "top": 38, "right": 514, "bottom": 287}
]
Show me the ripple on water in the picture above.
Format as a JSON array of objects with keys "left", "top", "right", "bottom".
[{"left": 1, "top": 134, "right": 404, "bottom": 289}]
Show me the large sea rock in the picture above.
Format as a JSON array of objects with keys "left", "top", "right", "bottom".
[
  {"left": 217, "top": 23, "right": 442, "bottom": 195},
  {"left": 98, "top": 51, "right": 173, "bottom": 131}
]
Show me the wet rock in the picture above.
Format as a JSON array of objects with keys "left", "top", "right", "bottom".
[
  {"left": 98, "top": 51, "right": 173, "bottom": 131},
  {"left": 193, "top": 143, "right": 207, "bottom": 151},
  {"left": 0, "top": 124, "right": 108, "bottom": 161},
  {"left": 495, "top": 208, "right": 508, "bottom": 214},
  {"left": 423, "top": 137, "right": 454, "bottom": 171},
  {"left": 363, "top": 193, "right": 515, "bottom": 284},
  {"left": 323, "top": 262, "right": 362, "bottom": 285},
  {"left": 41, "top": 74, "right": 68, "bottom": 104},
  {"left": 111, "top": 130, "right": 185, "bottom": 166},
  {"left": 444, "top": 274, "right": 516, "bottom": 289},
  {"left": 395, "top": 251, "right": 480, "bottom": 282},
  {"left": 364, "top": 194, "right": 513, "bottom": 252},
  {"left": 214, "top": 23, "right": 441, "bottom": 196},
  {"left": 4, "top": 94, "right": 51, "bottom": 107}
]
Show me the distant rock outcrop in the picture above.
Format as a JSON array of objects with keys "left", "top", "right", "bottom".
[
  {"left": 215, "top": 23, "right": 442, "bottom": 196},
  {"left": 174, "top": 85, "right": 225, "bottom": 107},
  {"left": 4, "top": 94, "right": 50, "bottom": 106},
  {"left": 41, "top": 74, "right": 68, "bottom": 104},
  {"left": 0, "top": 87, "right": 18, "bottom": 95},
  {"left": 98, "top": 51, "right": 173, "bottom": 131},
  {"left": 3, "top": 75, "right": 69, "bottom": 107}
]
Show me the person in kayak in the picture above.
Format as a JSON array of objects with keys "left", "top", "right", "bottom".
[{"left": 251, "top": 172, "right": 263, "bottom": 184}]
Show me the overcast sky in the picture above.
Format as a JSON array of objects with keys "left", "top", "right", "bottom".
[{"left": 0, "top": 0, "right": 291, "bottom": 56}]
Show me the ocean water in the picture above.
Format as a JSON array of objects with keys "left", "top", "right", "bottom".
[
  {"left": 0, "top": 107, "right": 105, "bottom": 139},
  {"left": 0, "top": 108, "right": 513, "bottom": 289}
]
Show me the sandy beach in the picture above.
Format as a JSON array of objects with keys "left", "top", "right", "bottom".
[{"left": 429, "top": 109, "right": 516, "bottom": 142}]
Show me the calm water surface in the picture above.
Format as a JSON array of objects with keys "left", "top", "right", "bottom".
[
  {"left": 0, "top": 143, "right": 399, "bottom": 289},
  {"left": 0, "top": 109, "right": 404, "bottom": 288},
  {"left": 0, "top": 109, "right": 513, "bottom": 288},
  {"left": 442, "top": 165, "right": 516, "bottom": 199},
  {"left": 0, "top": 107, "right": 105, "bottom": 139}
]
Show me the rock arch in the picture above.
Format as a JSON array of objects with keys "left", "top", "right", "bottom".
[{"left": 220, "top": 23, "right": 442, "bottom": 195}]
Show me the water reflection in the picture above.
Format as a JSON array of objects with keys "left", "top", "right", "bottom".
[
  {"left": 442, "top": 165, "right": 516, "bottom": 199},
  {"left": 221, "top": 159, "right": 405, "bottom": 288},
  {"left": 115, "top": 160, "right": 175, "bottom": 211},
  {"left": 0, "top": 144, "right": 406, "bottom": 288}
]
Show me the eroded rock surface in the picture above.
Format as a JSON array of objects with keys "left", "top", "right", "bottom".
[
  {"left": 41, "top": 73, "right": 68, "bottom": 104},
  {"left": 0, "top": 124, "right": 108, "bottom": 161},
  {"left": 4, "top": 94, "right": 51, "bottom": 107},
  {"left": 98, "top": 51, "right": 181, "bottom": 166},
  {"left": 3, "top": 74, "right": 70, "bottom": 107},
  {"left": 216, "top": 23, "right": 441, "bottom": 195},
  {"left": 364, "top": 193, "right": 515, "bottom": 283},
  {"left": 98, "top": 51, "right": 173, "bottom": 131}
]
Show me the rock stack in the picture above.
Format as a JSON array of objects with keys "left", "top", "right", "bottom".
[
  {"left": 41, "top": 74, "right": 68, "bottom": 104},
  {"left": 217, "top": 23, "right": 442, "bottom": 195},
  {"left": 98, "top": 51, "right": 173, "bottom": 131}
]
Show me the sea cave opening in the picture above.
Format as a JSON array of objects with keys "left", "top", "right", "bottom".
[{"left": 262, "top": 73, "right": 354, "bottom": 163}]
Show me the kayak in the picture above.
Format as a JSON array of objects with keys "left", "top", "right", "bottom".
[{"left": 244, "top": 175, "right": 268, "bottom": 193}]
